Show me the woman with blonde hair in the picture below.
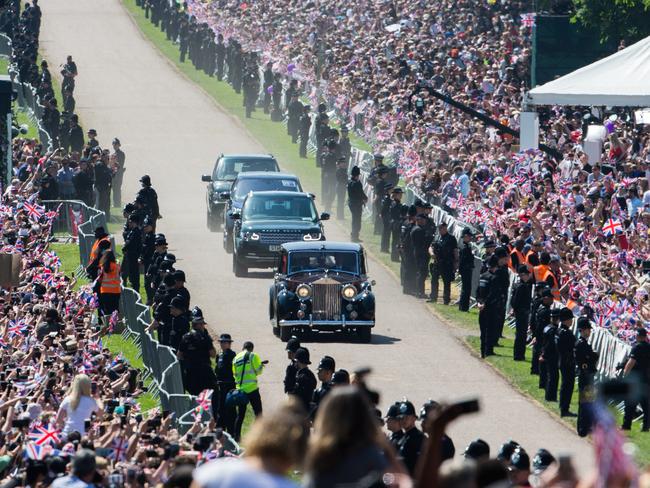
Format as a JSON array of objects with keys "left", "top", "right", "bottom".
[
  {"left": 304, "top": 386, "right": 407, "bottom": 488},
  {"left": 55, "top": 374, "right": 101, "bottom": 437}
]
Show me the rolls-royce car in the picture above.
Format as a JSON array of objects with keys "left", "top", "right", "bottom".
[
  {"left": 201, "top": 154, "right": 280, "bottom": 231},
  {"left": 231, "top": 191, "right": 328, "bottom": 276},
  {"left": 269, "top": 242, "right": 376, "bottom": 342}
]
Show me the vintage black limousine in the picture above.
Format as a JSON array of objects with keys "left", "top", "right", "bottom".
[{"left": 269, "top": 242, "right": 376, "bottom": 342}]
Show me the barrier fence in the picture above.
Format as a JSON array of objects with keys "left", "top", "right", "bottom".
[{"left": 46, "top": 200, "right": 196, "bottom": 431}]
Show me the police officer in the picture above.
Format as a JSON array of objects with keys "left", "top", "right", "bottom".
[
  {"left": 397, "top": 400, "right": 425, "bottom": 476},
  {"left": 541, "top": 308, "right": 560, "bottom": 402},
  {"left": 145, "top": 234, "right": 167, "bottom": 305},
  {"left": 151, "top": 274, "right": 176, "bottom": 346},
  {"left": 214, "top": 333, "right": 236, "bottom": 435},
  {"left": 411, "top": 214, "right": 430, "bottom": 298},
  {"left": 215, "top": 33, "right": 226, "bottom": 80},
  {"left": 283, "top": 337, "right": 300, "bottom": 394},
  {"left": 492, "top": 246, "right": 511, "bottom": 343},
  {"left": 399, "top": 206, "right": 416, "bottom": 294},
  {"left": 384, "top": 403, "right": 403, "bottom": 449},
  {"left": 622, "top": 327, "right": 650, "bottom": 431},
  {"left": 299, "top": 105, "right": 311, "bottom": 158},
  {"left": 458, "top": 228, "right": 475, "bottom": 312},
  {"left": 335, "top": 157, "right": 348, "bottom": 220},
  {"left": 480, "top": 240, "right": 497, "bottom": 274},
  {"left": 477, "top": 255, "right": 499, "bottom": 358},
  {"left": 287, "top": 94, "right": 303, "bottom": 143},
  {"left": 575, "top": 317, "right": 597, "bottom": 436},
  {"left": 168, "top": 295, "right": 190, "bottom": 352},
  {"left": 370, "top": 162, "right": 388, "bottom": 236},
  {"left": 289, "top": 347, "right": 317, "bottom": 412},
  {"left": 420, "top": 400, "right": 455, "bottom": 462},
  {"left": 137, "top": 175, "right": 160, "bottom": 225},
  {"left": 262, "top": 62, "right": 273, "bottom": 114},
  {"left": 557, "top": 307, "right": 577, "bottom": 417},
  {"left": 429, "top": 222, "right": 458, "bottom": 305},
  {"left": 531, "top": 287, "right": 553, "bottom": 377},
  {"left": 510, "top": 265, "right": 533, "bottom": 361},
  {"left": 347, "top": 166, "right": 367, "bottom": 242},
  {"left": 177, "top": 307, "right": 217, "bottom": 396},
  {"left": 311, "top": 356, "right": 335, "bottom": 418},
  {"left": 314, "top": 104, "right": 328, "bottom": 167},
  {"left": 243, "top": 69, "right": 260, "bottom": 119},
  {"left": 172, "top": 270, "right": 190, "bottom": 309},
  {"left": 380, "top": 187, "right": 404, "bottom": 257},
  {"left": 121, "top": 213, "right": 142, "bottom": 292},
  {"left": 337, "top": 127, "right": 351, "bottom": 165},
  {"left": 321, "top": 139, "right": 338, "bottom": 213}
]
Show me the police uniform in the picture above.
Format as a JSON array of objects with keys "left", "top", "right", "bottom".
[
  {"left": 542, "top": 312, "right": 560, "bottom": 402},
  {"left": 477, "top": 257, "right": 499, "bottom": 358},
  {"left": 384, "top": 403, "right": 404, "bottom": 449},
  {"left": 399, "top": 207, "right": 416, "bottom": 294},
  {"left": 510, "top": 266, "right": 533, "bottom": 361},
  {"left": 121, "top": 215, "right": 142, "bottom": 292},
  {"left": 411, "top": 215, "right": 430, "bottom": 298},
  {"left": 169, "top": 296, "right": 190, "bottom": 351},
  {"left": 213, "top": 334, "right": 237, "bottom": 435},
  {"left": 397, "top": 401, "right": 425, "bottom": 476},
  {"left": 429, "top": 226, "right": 457, "bottom": 304},
  {"left": 557, "top": 308, "right": 577, "bottom": 416},
  {"left": 458, "top": 229, "right": 475, "bottom": 312},
  {"left": 347, "top": 167, "right": 367, "bottom": 242},
  {"left": 575, "top": 318, "right": 597, "bottom": 436},
  {"left": 369, "top": 160, "right": 388, "bottom": 235},
  {"left": 284, "top": 337, "right": 300, "bottom": 394},
  {"left": 289, "top": 348, "right": 317, "bottom": 412},
  {"left": 178, "top": 308, "right": 217, "bottom": 396},
  {"left": 299, "top": 107, "right": 312, "bottom": 158}
]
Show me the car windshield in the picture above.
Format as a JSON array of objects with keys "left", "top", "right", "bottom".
[
  {"left": 242, "top": 194, "right": 317, "bottom": 221},
  {"left": 213, "top": 158, "right": 279, "bottom": 181},
  {"left": 288, "top": 251, "right": 359, "bottom": 275},
  {"left": 233, "top": 178, "right": 301, "bottom": 201}
]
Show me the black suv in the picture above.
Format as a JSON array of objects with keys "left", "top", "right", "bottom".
[
  {"left": 201, "top": 154, "right": 280, "bottom": 231},
  {"left": 231, "top": 191, "right": 328, "bottom": 276}
]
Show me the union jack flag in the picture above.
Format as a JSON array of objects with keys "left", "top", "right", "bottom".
[
  {"left": 195, "top": 389, "right": 213, "bottom": 414},
  {"left": 43, "top": 251, "right": 61, "bottom": 270},
  {"left": 23, "top": 201, "right": 44, "bottom": 221},
  {"left": 109, "top": 311, "right": 119, "bottom": 332},
  {"left": 24, "top": 442, "right": 47, "bottom": 460},
  {"left": 28, "top": 424, "right": 61, "bottom": 446},
  {"left": 109, "top": 437, "right": 129, "bottom": 461},
  {"left": 7, "top": 320, "right": 28, "bottom": 338},
  {"left": 602, "top": 218, "right": 623, "bottom": 236}
]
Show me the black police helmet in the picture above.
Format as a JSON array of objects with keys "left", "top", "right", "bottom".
[
  {"left": 317, "top": 355, "right": 335, "bottom": 371},
  {"left": 169, "top": 296, "right": 185, "bottom": 310},
  {"left": 464, "top": 438, "right": 490, "bottom": 460},
  {"left": 398, "top": 400, "right": 416, "bottom": 417},
  {"left": 577, "top": 316, "right": 592, "bottom": 330},
  {"left": 294, "top": 347, "right": 311, "bottom": 365},
  {"left": 285, "top": 336, "right": 300, "bottom": 353},
  {"left": 191, "top": 306, "right": 205, "bottom": 324},
  {"left": 559, "top": 307, "right": 574, "bottom": 321},
  {"left": 385, "top": 402, "right": 401, "bottom": 419},
  {"left": 140, "top": 175, "right": 151, "bottom": 186},
  {"left": 510, "top": 448, "right": 530, "bottom": 471},
  {"left": 331, "top": 369, "right": 350, "bottom": 385},
  {"left": 496, "top": 440, "right": 520, "bottom": 461},
  {"left": 532, "top": 448, "right": 555, "bottom": 474},
  {"left": 418, "top": 399, "right": 440, "bottom": 421}
]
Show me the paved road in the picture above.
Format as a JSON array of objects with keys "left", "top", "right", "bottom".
[{"left": 40, "top": 0, "right": 593, "bottom": 468}]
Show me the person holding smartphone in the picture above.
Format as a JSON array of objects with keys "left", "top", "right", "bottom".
[{"left": 55, "top": 374, "right": 102, "bottom": 437}]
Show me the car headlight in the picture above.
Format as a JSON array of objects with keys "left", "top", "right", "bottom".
[
  {"left": 296, "top": 284, "right": 312, "bottom": 298},
  {"left": 303, "top": 232, "right": 322, "bottom": 241},
  {"left": 341, "top": 284, "right": 357, "bottom": 300},
  {"left": 242, "top": 232, "right": 260, "bottom": 241}
]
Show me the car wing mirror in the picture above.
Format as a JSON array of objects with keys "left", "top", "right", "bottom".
[
  {"left": 231, "top": 212, "right": 241, "bottom": 220},
  {"left": 320, "top": 212, "right": 330, "bottom": 221},
  {"left": 219, "top": 191, "right": 231, "bottom": 200},
  {"left": 308, "top": 193, "right": 316, "bottom": 199},
  {"left": 201, "top": 174, "right": 212, "bottom": 182}
]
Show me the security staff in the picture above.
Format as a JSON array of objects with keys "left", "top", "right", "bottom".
[
  {"left": 172, "top": 270, "right": 190, "bottom": 309},
  {"left": 510, "top": 265, "right": 533, "bottom": 361},
  {"left": 314, "top": 104, "right": 328, "bottom": 167},
  {"left": 492, "top": 246, "right": 511, "bottom": 343},
  {"left": 458, "top": 228, "right": 475, "bottom": 312},
  {"left": 575, "top": 318, "right": 598, "bottom": 437},
  {"left": 121, "top": 214, "right": 142, "bottom": 292},
  {"left": 370, "top": 164, "right": 388, "bottom": 235},
  {"left": 399, "top": 206, "right": 416, "bottom": 294},
  {"left": 380, "top": 187, "right": 404, "bottom": 258},
  {"left": 287, "top": 94, "right": 303, "bottom": 142},
  {"left": 541, "top": 308, "right": 560, "bottom": 402},
  {"left": 622, "top": 328, "right": 650, "bottom": 431},
  {"left": 299, "top": 105, "right": 311, "bottom": 159},
  {"left": 397, "top": 400, "right": 425, "bottom": 476},
  {"left": 145, "top": 234, "right": 167, "bottom": 305},
  {"left": 411, "top": 214, "right": 430, "bottom": 298},
  {"left": 151, "top": 274, "right": 176, "bottom": 346},
  {"left": 477, "top": 255, "right": 499, "bottom": 358},
  {"left": 335, "top": 157, "right": 348, "bottom": 220},
  {"left": 337, "top": 126, "right": 351, "bottom": 165},
  {"left": 321, "top": 138, "right": 338, "bottom": 213},
  {"left": 347, "top": 166, "right": 367, "bottom": 242},
  {"left": 140, "top": 217, "right": 156, "bottom": 290},
  {"left": 531, "top": 287, "right": 553, "bottom": 376},
  {"left": 137, "top": 175, "right": 161, "bottom": 224},
  {"left": 262, "top": 62, "right": 273, "bottom": 114},
  {"left": 168, "top": 295, "right": 190, "bottom": 351},
  {"left": 232, "top": 341, "right": 266, "bottom": 441},
  {"left": 284, "top": 337, "right": 300, "bottom": 394},
  {"left": 213, "top": 333, "right": 236, "bottom": 435},
  {"left": 429, "top": 222, "right": 458, "bottom": 305},
  {"left": 311, "top": 356, "right": 335, "bottom": 418},
  {"left": 289, "top": 347, "right": 317, "bottom": 412},
  {"left": 177, "top": 307, "right": 217, "bottom": 396},
  {"left": 385, "top": 403, "right": 404, "bottom": 449},
  {"left": 557, "top": 307, "right": 577, "bottom": 417},
  {"left": 480, "top": 240, "right": 496, "bottom": 274}
]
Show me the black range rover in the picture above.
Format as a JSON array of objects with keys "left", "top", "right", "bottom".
[{"left": 231, "top": 191, "right": 329, "bottom": 276}]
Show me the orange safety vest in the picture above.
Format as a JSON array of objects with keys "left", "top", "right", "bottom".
[
  {"left": 533, "top": 264, "right": 549, "bottom": 284},
  {"left": 525, "top": 250, "right": 537, "bottom": 267},
  {"left": 89, "top": 236, "right": 111, "bottom": 263},
  {"left": 510, "top": 249, "right": 526, "bottom": 271},
  {"left": 542, "top": 268, "right": 560, "bottom": 300},
  {"left": 99, "top": 262, "right": 121, "bottom": 294}
]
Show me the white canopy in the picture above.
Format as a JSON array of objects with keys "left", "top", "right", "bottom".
[{"left": 527, "top": 35, "right": 650, "bottom": 107}]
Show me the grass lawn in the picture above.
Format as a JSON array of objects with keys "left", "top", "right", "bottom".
[{"left": 121, "top": 0, "right": 649, "bottom": 460}]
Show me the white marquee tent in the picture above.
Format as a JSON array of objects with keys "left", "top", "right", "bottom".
[{"left": 527, "top": 35, "right": 650, "bottom": 107}]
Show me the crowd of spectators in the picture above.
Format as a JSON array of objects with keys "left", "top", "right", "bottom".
[{"left": 172, "top": 0, "right": 650, "bottom": 344}]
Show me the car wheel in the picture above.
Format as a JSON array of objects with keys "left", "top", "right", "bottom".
[
  {"left": 280, "top": 326, "right": 292, "bottom": 342},
  {"left": 232, "top": 253, "right": 248, "bottom": 277},
  {"left": 358, "top": 327, "right": 371, "bottom": 343}
]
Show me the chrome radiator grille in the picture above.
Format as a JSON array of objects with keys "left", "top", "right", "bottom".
[
  {"left": 259, "top": 230, "right": 303, "bottom": 244},
  {"left": 312, "top": 283, "right": 341, "bottom": 320}
]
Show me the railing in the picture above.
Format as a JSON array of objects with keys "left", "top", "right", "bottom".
[{"left": 44, "top": 199, "right": 197, "bottom": 431}]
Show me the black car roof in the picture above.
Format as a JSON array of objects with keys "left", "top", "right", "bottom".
[
  {"left": 219, "top": 154, "right": 276, "bottom": 160},
  {"left": 235, "top": 172, "right": 298, "bottom": 180},
  {"left": 245, "top": 190, "right": 311, "bottom": 198},
  {"left": 282, "top": 241, "right": 363, "bottom": 252}
]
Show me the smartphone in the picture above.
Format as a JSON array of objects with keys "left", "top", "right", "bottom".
[
  {"left": 453, "top": 398, "right": 480, "bottom": 414},
  {"left": 84, "top": 419, "right": 91, "bottom": 431}
]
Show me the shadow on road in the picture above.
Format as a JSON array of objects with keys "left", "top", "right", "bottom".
[{"left": 287, "top": 331, "right": 401, "bottom": 345}]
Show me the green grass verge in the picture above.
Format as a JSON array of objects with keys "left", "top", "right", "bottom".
[{"left": 120, "top": 0, "right": 650, "bottom": 458}]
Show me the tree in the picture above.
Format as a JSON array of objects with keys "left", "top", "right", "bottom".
[{"left": 571, "top": 0, "right": 650, "bottom": 45}]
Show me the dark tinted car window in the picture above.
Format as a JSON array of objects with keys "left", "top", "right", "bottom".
[
  {"left": 243, "top": 194, "right": 317, "bottom": 221},
  {"left": 213, "top": 158, "right": 279, "bottom": 180},
  {"left": 288, "top": 251, "right": 359, "bottom": 275},
  {"left": 233, "top": 177, "right": 301, "bottom": 201}
]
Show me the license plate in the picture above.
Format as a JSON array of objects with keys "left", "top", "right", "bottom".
[{"left": 269, "top": 245, "right": 282, "bottom": 252}]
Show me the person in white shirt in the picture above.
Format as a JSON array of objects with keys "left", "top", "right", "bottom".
[{"left": 55, "top": 374, "right": 102, "bottom": 437}]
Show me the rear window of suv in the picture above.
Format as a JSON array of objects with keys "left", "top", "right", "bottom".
[{"left": 213, "top": 158, "right": 279, "bottom": 180}]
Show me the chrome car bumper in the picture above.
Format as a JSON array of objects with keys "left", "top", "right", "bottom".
[{"left": 279, "top": 318, "right": 374, "bottom": 328}]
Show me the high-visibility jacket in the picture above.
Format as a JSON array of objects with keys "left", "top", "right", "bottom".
[
  {"left": 533, "top": 264, "right": 549, "bottom": 284},
  {"left": 99, "top": 262, "right": 121, "bottom": 294},
  {"left": 510, "top": 249, "right": 526, "bottom": 271},
  {"left": 525, "top": 250, "right": 537, "bottom": 267},
  {"left": 232, "top": 350, "right": 264, "bottom": 393},
  {"left": 90, "top": 236, "right": 111, "bottom": 263},
  {"left": 542, "top": 268, "right": 560, "bottom": 300}
]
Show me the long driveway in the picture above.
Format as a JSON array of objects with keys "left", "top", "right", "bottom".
[{"left": 39, "top": 0, "right": 593, "bottom": 468}]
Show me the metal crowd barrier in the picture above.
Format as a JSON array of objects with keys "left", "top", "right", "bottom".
[{"left": 45, "top": 199, "right": 195, "bottom": 431}]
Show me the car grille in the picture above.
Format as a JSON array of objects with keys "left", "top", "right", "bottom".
[
  {"left": 259, "top": 230, "right": 304, "bottom": 244},
  {"left": 312, "top": 279, "right": 341, "bottom": 320}
]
